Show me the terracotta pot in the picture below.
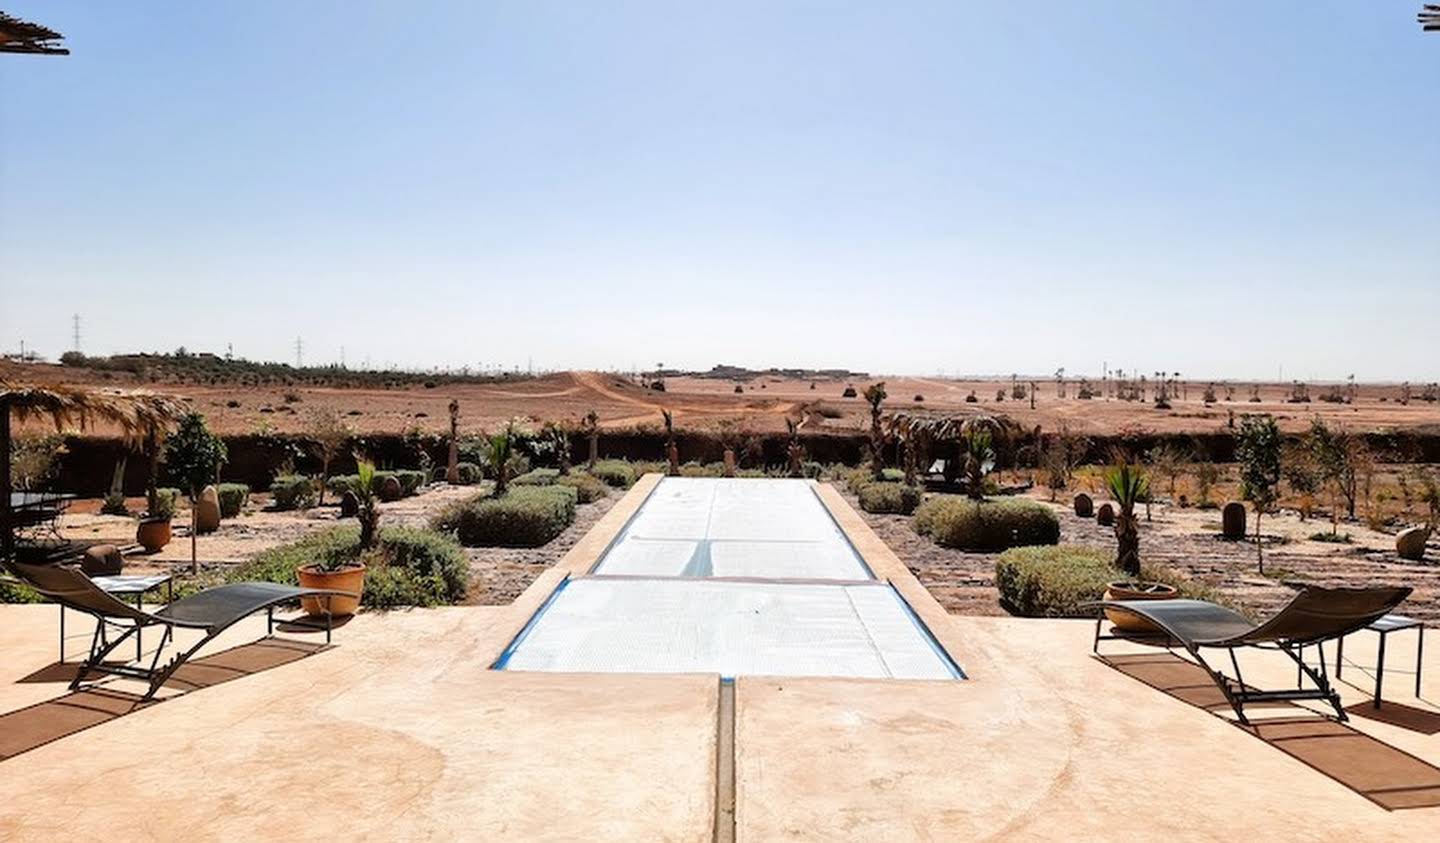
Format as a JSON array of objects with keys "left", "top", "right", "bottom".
[
  {"left": 297, "top": 563, "right": 365, "bottom": 617},
  {"left": 1103, "top": 581, "right": 1178, "bottom": 634},
  {"left": 136, "top": 517, "right": 172, "bottom": 553}
]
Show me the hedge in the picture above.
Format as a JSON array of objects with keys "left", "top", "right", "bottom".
[
  {"left": 456, "top": 461, "right": 482, "bottom": 484},
  {"left": 856, "top": 481, "right": 922, "bottom": 515},
  {"left": 845, "top": 467, "right": 905, "bottom": 495},
  {"left": 269, "top": 475, "right": 317, "bottom": 511},
  {"left": 514, "top": 468, "right": 561, "bottom": 486},
  {"left": 431, "top": 485, "right": 578, "bottom": 547},
  {"left": 216, "top": 483, "right": 250, "bottom": 518},
  {"left": 914, "top": 496, "right": 1060, "bottom": 551},
  {"left": 228, "top": 526, "right": 469, "bottom": 608},
  {"left": 588, "top": 460, "right": 637, "bottom": 488},
  {"left": 994, "top": 545, "right": 1114, "bottom": 617},
  {"left": 558, "top": 472, "right": 609, "bottom": 504}
]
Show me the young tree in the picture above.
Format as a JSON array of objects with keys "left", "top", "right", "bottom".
[
  {"left": 1147, "top": 442, "right": 1190, "bottom": 503},
  {"left": 582, "top": 410, "right": 600, "bottom": 469},
  {"left": 164, "top": 412, "right": 228, "bottom": 573},
  {"left": 305, "top": 407, "right": 351, "bottom": 506},
  {"left": 864, "top": 382, "right": 887, "bottom": 481},
  {"left": 446, "top": 400, "right": 461, "bottom": 483},
  {"left": 1105, "top": 461, "right": 1149, "bottom": 579},
  {"left": 1307, "top": 418, "right": 1364, "bottom": 523},
  {"left": 1236, "top": 414, "right": 1281, "bottom": 573},
  {"left": 1282, "top": 440, "right": 1321, "bottom": 522}
]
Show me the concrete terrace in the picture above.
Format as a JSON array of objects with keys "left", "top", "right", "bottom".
[{"left": 2, "top": 476, "right": 1438, "bottom": 840}]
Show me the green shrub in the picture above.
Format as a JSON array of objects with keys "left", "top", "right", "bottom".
[
  {"left": 845, "top": 466, "right": 904, "bottom": 494},
  {"left": 590, "top": 459, "right": 637, "bottom": 488},
  {"left": 372, "top": 470, "right": 399, "bottom": 497},
  {"left": 856, "top": 481, "right": 921, "bottom": 514},
  {"left": 228, "top": 526, "right": 467, "bottom": 608},
  {"left": 914, "top": 496, "right": 1060, "bottom": 551},
  {"left": 327, "top": 474, "right": 359, "bottom": 496},
  {"left": 514, "top": 468, "right": 561, "bottom": 486},
  {"left": 217, "top": 483, "right": 250, "bottom": 518},
  {"left": 995, "top": 545, "right": 1114, "bottom": 617},
  {"left": 395, "top": 469, "right": 427, "bottom": 496},
  {"left": 148, "top": 487, "right": 180, "bottom": 519},
  {"left": 1309, "top": 531, "right": 1352, "bottom": 544},
  {"left": 269, "top": 475, "right": 317, "bottom": 511},
  {"left": 558, "top": 472, "right": 609, "bottom": 503},
  {"left": 679, "top": 461, "right": 725, "bottom": 477},
  {"left": 432, "top": 485, "right": 577, "bottom": 547},
  {"left": 456, "top": 461, "right": 482, "bottom": 484},
  {"left": 1, "top": 578, "right": 44, "bottom": 604},
  {"left": 802, "top": 461, "right": 824, "bottom": 479},
  {"left": 100, "top": 492, "right": 129, "bottom": 516}
]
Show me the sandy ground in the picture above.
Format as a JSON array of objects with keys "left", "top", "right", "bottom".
[
  {"left": 9, "top": 361, "right": 1440, "bottom": 436},
  {"left": 846, "top": 485, "right": 1440, "bottom": 623}
]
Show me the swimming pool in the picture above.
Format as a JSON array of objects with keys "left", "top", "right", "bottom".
[{"left": 496, "top": 477, "right": 963, "bottom": 680}]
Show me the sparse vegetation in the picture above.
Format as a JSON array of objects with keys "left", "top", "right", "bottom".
[{"left": 913, "top": 496, "right": 1060, "bottom": 552}]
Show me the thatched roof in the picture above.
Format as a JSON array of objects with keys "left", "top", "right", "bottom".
[
  {"left": 0, "top": 11, "right": 69, "bottom": 55},
  {"left": 0, "top": 383, "right": 186, "bottom": 446},
  {"left": 1423, "top": 4, "right": 1440, "bottom": 32}
]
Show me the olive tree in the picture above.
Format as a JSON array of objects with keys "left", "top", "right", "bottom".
[{"left": 1236, "top": 414, "right": 1281, "bottom": 573}]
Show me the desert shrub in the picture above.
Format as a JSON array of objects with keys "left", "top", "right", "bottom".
[
  {"left": 101, "top": 492, "right": 129, "bottom": 516},
  {"left": 269, "top": 475, "right": 317, "bottom": 511},
  {"left": 590, "top": 459, "right": 637, "bottom": 488},
  {"left": 914, "top": 496, "right": 1060, "bottom": 551},
  {"left": 432, "top": 485, "right": 578, "bottom": 547},
  {"left": 680, "top": 461, "right": 725, "bottom": 477},
  {"left": 845, "top": 466, "right": 904, "bottom": 494},
  {"left": 857, "top": 481, "right": 922, "bottom": 514},
  {"left": 514, "top": 468, "right": 561, "bottom": 486},
  {"left": 227, "top": 526, "right": 467, "bottom": 608},
  {"left": 802, "top": 461, "right": 824, "bottom": 479},
  {"left": 1310, "top": 531, "right": 1353, "bottom": 544},
  {"left": 217, "top": 483, "right": 250, "bottom": 518},
  {"left": 394, "top": 469, "right": 427, "bottom": 496},
  {"left": 995, "top": 545, "right": 1113, "bottom": 617},
  {"left": 558, "top": 472, "right": 609, "bottom": 503},
  {"left": 456, "top": 461, "right": 483, "bottom": 484}
]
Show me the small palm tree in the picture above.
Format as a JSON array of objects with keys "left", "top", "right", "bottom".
[
  {"left": 487, "top": 422, "right": 517, "bottom": 495},
  {"left": 961, "top": 426, "right": 995, "bottom": 501},
  {"left": 1105, "top": 462, "right": 1149, "bottom": 579},
  {"left": 864, "top": 383, "right": 887, "bottom": 480},
  {"left": 352, "top": 459, "right": 381, "bottom": 551}
]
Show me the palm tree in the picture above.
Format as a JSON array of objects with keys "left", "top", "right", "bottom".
[
  {"left": 863, "top": 383, "right": 887, "bottom": 480},
  {"left": 1105, "top": 462, "right": 1150, "bottom": 579},
  {"left": 1, "top": 383, "right": 184, "bottom": 562}
]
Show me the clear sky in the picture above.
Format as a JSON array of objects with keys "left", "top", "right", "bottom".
[{"left": 2, "top": 2, "right": 1436, "bottom": 380}]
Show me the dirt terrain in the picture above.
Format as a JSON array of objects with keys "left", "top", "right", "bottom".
[{"left": 7, "top": 361, "right": 1440, "bottom": 438}]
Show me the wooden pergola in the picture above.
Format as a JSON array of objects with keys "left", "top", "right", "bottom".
[
  {"left": 1, "top": 384, "right": 185, "bottom": 562},
  {"left": 0, "top": 11, "right": 68, "bottom": 55}
]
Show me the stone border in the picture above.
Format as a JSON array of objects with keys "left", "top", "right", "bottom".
[{"left": 811, "top": 480, "right": 971, "bottom": 676}]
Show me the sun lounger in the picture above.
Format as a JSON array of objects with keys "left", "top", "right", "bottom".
[
  {"left": 1093, "top": 586, "right": 1412, "bottom": 724},
  {"left": 5, "top": 559, "right": 355, "bottom": 700}
]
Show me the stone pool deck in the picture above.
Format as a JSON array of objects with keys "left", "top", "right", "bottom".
[{"left": 2, "top": 476, "right": 1438, "bottom": 840}]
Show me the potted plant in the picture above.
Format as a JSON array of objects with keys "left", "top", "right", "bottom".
[
  {"left": 297, "top": 458, "right": 374, "bottom": 616},
  {"left": 164, "top": 412, "right": 228, "bottom": 573},
  {"left": 136, "top": 488, "right": 175, "bottom": 552},
  {"left": 1101, "top": 461, "right": 1176, "bottom": 632}
]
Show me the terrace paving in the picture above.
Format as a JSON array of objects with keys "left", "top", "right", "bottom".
[{"left": 2, "top": 477, "right": 1438, "bottom": 839}]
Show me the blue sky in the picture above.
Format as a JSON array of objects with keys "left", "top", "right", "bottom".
[{"left": 2, "top": 2, "right": 1436, "bottom": 380}]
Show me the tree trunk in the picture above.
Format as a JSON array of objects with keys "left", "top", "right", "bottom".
[
  {"left": 1255, "top": 508, "right": 1265, "bottom": 575},
  {"left": 588, "top": 433, "right": 598, "bottom": 469},
  {"left": 318, "top": 457, "right": 330, "bottom": 507},
  {"left": 190, "top": 496, "right": 199, "bottom": 575},
  {"left": 1115, "top": 516, "right": 1140, "bottom": 578}
]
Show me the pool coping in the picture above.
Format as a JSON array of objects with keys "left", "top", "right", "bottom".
[{"left": 481, "top": 474, "right": 969, "bottom": 679}]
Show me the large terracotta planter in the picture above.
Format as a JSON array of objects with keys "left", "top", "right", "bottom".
[
  {"left": 297, "top": 563, "right": 365, "bottom": 617},
  {"left": 1103, "top": 581, "right": 1178, "bottom": 634},
  {"left": 136, "top": 517, "right": 172, "bottom": 553}
]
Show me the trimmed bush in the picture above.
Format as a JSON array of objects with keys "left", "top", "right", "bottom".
[
  {"left": 217, "top": 483, "right": 250, "bottom": 518},
  {"left": 432, "top": 485, "right": 578, "bottom": 547},
  {"left": 995, "top": 545, "right": 1113, "bottom": 617},
  {"left": 513, "top": 468, "right": 561, "bottom": 486},
  {"left": 269, "top": 475, "right": 317, "bottom": 511},
  {"left": 844, "top": 466, "right": 905, "bottom": 495},
  {"left": 914, "top": 496, "right": 1060, "bottom": 551},
  {"left": 227, "top": 526, "right": 468, "bottom": 608},
  {"left": 456, "top": 461, "right": 482, "bottom": 485},
  {"left": 395, "top": 469, "right": 426, "bottom": 496},
  {"left": 558, "top": 472, "right": 609, "bottom": 504},
  {"left": 856, "top": 481, "right": 921, "bottom": 514},
  {"left": 327, "top": 474, "right": 359, "bottom": 496},
  {"left": 589, "top": 459, "right": 636, "bottom": 488}
]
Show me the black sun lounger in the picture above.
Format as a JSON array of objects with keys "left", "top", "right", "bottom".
[
  {"left": 5, "top": 559, "right": 355, "bottom": 700},
  {"left": 1093, "top": 585, "right": 1412, "bottom": 724}
]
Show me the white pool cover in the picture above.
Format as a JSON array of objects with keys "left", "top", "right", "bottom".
[{"left": 497, "top": 478, "right": 962, "bottom": 680}]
